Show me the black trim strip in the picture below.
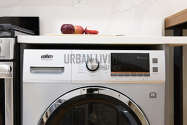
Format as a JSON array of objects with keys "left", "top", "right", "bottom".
[
  {"left": 173, "top": 28, "right": 183, "bottom": 125},
  {"left": 14, "top": 41, "right": 21, "bottom": 125},
  {"left": 20, "top": 43, "right": 163, "bottom": 50}
]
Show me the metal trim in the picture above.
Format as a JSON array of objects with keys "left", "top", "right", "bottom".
[
  {"left": 0, "top": 38, "right": 15, "bottom": 60},
  {"left": 5, "top": 78, "right": 14, "bottom": 125},
  {"left": 39, "top": 86, "right": 149, "bottom": 125},
  {"left": 0, "top": 63, "right": 13, "bottom": 78}
]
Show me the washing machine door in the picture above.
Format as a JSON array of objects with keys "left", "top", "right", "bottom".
[{"left": 39, "top": 87, "right": 149, "bottom": 125}]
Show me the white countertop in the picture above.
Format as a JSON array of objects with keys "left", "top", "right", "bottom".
[{"left": 18, "top": 35, "right": 187, "bottom": 45}]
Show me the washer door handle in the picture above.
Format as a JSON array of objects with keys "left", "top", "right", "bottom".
[{"left": 30, "top": 66, "right": 64, "bottom": 74}]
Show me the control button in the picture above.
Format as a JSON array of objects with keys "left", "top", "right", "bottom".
[
  {"left": 153, "top": 67, "right": 158, "bottom": 72},
  {"left": 152, "top": 58, "right": 158, "bottom": 63},
  {"left": 149, "top": 92, "right": 157, "bottom": 99}
]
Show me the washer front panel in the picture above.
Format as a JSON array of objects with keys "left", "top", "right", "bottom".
[{"left": 22, "top": 49, "right": 165, "bottom": 125}]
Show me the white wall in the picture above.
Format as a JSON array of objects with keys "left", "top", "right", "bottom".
[{"left": 0, "top": 0, "right": 187, "bottom": 35}]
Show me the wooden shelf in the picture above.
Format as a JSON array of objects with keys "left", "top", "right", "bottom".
[{"left": 165, "top": 9, "right": 187, "bottom": 28}]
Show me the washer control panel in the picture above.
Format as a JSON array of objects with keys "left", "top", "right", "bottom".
[
  {"left": 23, "top": 49, "right": 165, "bottom": 84},
  {"left": 72, "top": 50, "right": 165, "bottom": 84}
]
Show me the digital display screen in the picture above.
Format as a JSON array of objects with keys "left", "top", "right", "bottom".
[{"left": 111, "top": 53, "right": 150, "bottom": 76}]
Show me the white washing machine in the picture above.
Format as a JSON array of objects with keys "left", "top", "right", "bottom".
[{"left": 22, "top": 49, "right": 166, "bottom": 125}]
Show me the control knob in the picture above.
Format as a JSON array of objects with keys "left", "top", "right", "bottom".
[{"left": 86, "top": 59, "right": 99, "bottom": 71}]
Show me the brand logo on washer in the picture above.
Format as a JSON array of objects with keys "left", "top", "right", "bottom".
[{"left": 41, "top": 54, "right": 53, "bottom": 60}]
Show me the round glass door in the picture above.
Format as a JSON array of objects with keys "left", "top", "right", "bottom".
[{"left": 39, "top": 87, "right": 149, "bottom": 125}]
